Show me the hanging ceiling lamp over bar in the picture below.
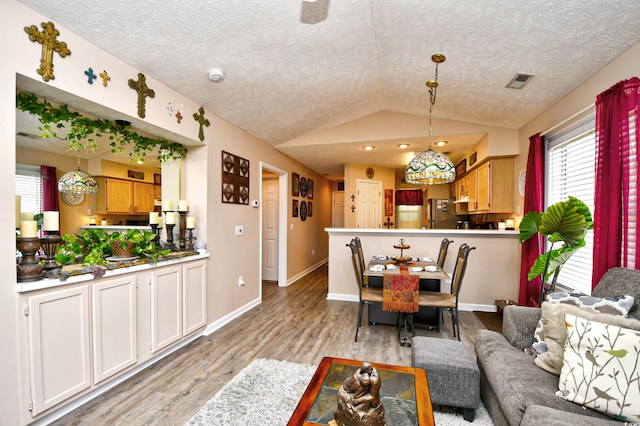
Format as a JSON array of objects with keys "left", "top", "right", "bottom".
[
  {"left": 58, "top": 153, "right": 99, "bottom": 194},
  {"left": 405, "top": 53, "right": 456, "bottom": 185}
]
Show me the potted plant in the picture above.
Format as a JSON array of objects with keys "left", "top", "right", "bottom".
[{"left": 519, "top": 196, "right": 594, "bottom": 306}]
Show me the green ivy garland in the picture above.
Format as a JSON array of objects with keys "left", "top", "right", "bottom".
[{"left": 16, "top": 91, "right": 187, "bottom": 163}]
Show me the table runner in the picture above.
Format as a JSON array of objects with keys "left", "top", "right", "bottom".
[{"left": 382, "top": 266, "right": 419, "bottom": 313}]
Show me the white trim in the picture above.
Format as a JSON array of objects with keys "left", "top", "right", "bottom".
[
  {"left": 203, "top": 297, "right": 262, "bottom": 336},
  {"left": 259, "top": 162, "right": 288, "bottom": 288},
  {"left": 286, "top": 259, "right": 328, "bottom": 286}
]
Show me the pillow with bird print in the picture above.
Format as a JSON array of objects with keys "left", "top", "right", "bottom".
[
  {"left": 534, "top": 302, "right": 640, "bottom": 375},
  {"left": 557, "top": 314, "right": 640, "bottom": 422}
]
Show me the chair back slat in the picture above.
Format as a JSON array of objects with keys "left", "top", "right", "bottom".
[
  {"left": 348, "top": 238, "right": 365, "bottom": 291},
  {"left": 450, "top": 244, "right": 475, "bottom": 296},
  {"left": 437, "top": 238, "right": 454, "bottom": 268}
]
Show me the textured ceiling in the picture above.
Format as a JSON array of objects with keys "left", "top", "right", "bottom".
[{"left": 16, "top": 0, "right": 640, "bottom": 179}]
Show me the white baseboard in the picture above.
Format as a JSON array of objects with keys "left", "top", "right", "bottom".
[
  {"left": 327, "top": 293, "right": 359, "bottom": 302},
  {"left": 284, "top": 259, "right": 328, "bottom": 287},
  {"left": 203, "top": 297, "right": 262, "bottom": 336}
]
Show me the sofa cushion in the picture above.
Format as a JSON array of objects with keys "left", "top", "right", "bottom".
[
  {"left": 531, "top": 293, "right": 634, "bottom": 356},
  {"left": 557, "top": 314, "right": 640, "bottom": 422},
  {"left": 475, "top": 330, "right": 612, "bottom": 425},
  {"left": 592, "top": 267, "right": 640, "bottom": 320},
  {"left": 534, "top": 302, "right": 640, "bottom": 375}
]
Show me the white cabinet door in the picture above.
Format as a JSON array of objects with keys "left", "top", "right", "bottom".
[
  {"left": 150, "top": 265, "right": 182, "bottom": 353},
  {"left": 92, "top": 276, "right": 137, "bottom": 384},
  {"left": 182, "top": 260, "right": 207, "bottom": 336},
  {"left": 26, "top": 286, "right": 91, "bottom": 417}
]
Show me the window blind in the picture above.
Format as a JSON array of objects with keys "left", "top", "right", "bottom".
[
  {"left": 16, "top": 165, "right": 42, "bottom": 216},
  {"left": 546, "top": 118, "right": 595, "bottom": 295}
]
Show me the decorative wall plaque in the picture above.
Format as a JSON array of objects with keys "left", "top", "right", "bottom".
[{"left": 221, "top": 151, "right": 249, "bottom": 205}]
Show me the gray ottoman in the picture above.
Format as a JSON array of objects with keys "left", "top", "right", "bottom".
[{"left": 411, "top": 336, "right": 480, "bottom": 421}]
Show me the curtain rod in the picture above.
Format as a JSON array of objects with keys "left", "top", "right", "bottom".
[{"left": 541, "top": 103, "right": 595, "bottom": 136}]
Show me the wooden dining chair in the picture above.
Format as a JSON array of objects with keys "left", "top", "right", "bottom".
[
  {"left": 418, "top": 243, "right": 475, "bottom": 340},
  {"left": 437, "top": 237, "right": 454, "bottom": 268},
  {"left": 347, "top": 238, "right": 383, "bottom": 342}
]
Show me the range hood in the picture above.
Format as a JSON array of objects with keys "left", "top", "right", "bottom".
[{"left": 454, "top": 195, "right": 469, "bottom": 203}]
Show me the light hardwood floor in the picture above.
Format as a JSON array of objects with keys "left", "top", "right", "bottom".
[{"left": 51, "top": 263, "right": 488, "bottom": 425}]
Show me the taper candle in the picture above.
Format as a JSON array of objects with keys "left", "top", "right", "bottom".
[
  {"left": 42, "top": 211, "right": 59, "bottom": 231},
  {"left": 166, "top": 212, "right": 176, "bottom": 225},
  {"left": 186, "top": 216, "right": 195, "bottom": 229},
  {"left": 178, "top": 200, "right": 188, "bottom": 211},
  {"left": 20, "top": 220, "right": 38, "bottom": 238}
]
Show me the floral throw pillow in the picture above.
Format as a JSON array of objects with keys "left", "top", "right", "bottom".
[
  {"left": 557, "top": 314, "right": 640, "bottom": 422},
  {"left": 529, "top": 293, "right": 634, "bottom": 356}
]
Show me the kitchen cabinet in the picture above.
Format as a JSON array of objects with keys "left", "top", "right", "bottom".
[
  {"left": 91, "top": 276, "right": 137, "bottom": 384},
  {"left": 95, "top": 177, "right": 155, "bottom": 214},
  {"left": 24, "top": 285, "right": 92, "bottom": 416},
  {"left": 183, "top": 260, "right": 207, "bottom": 336},
  {"left": 467, "top": 158, "right": 515, "bottom": 213}
]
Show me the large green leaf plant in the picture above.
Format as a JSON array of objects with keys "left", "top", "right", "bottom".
[{"left": 519, "top": 196, "right": 593, "bottom": 306}]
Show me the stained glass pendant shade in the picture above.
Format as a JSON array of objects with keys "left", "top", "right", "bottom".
[
  {"left": 405, "top": 53, "right": 456, "bottom": 185},
  {"left": 58, "top": 153, "right": 99, "bottom": 194}
]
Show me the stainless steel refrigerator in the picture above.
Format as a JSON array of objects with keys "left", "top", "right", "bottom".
[{"left": 427, "top": 198, "right": 459, "bottom": 229}]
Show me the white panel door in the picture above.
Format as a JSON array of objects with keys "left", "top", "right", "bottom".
[
  {"left": 27, "top": 285, "right": 91, "bottom": 416},
  {"left": 356, "top": 179, "right": 382, "bottom": 228},
  {"left": 332, "top": 191, "right": 345, "bottom": 227},
  {"left": 92, "top": 275, "right": 137, "bottom": 384},
  {"left": 262, "top": 177, "right": 279, "bottom": 281}
]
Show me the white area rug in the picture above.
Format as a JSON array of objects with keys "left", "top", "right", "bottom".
[{"left": 186, "top": 358, "right": 493, "bottom": 426}]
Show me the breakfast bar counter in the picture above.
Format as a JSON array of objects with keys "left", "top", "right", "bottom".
[{"left": 325, "top": 228, "right": 520, "bottom": 312}]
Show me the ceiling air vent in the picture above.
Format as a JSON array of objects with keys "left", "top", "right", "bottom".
[{"left": 506, "top": 73, "right": 534, "bottom": 89}]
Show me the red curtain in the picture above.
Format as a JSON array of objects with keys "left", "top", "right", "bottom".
[
  {"left": 40, "top": 165, "right": 59, "bottom": 212},
  {"left": 593, "top": 77, "right": 640, "bottom": 288},
  {"left": 395, "top": 190, "right": 423, "bottom": 206},
  {"left": 518, "top": 133, "right": 545, "bottom": 307}
]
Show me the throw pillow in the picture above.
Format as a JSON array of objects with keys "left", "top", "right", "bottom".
[
  {"left": 534, "top": 303, "right": 640, "bottom": 375},
  {"left": 529, "top": 293, "right": 634, "bottom": 356},
  {"left": 557, "top": 314, "right": 640, "bottom": 422}
]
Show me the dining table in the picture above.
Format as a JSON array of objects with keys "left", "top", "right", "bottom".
[{"left": 363, "top": 256, "right": 450, "bottom": 346}]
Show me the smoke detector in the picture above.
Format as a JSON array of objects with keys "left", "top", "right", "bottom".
[{"left": 208, "top": 68, "right": 225, "bottom": 83}]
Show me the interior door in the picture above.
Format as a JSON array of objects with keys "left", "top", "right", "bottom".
[
  {"left": 332, "top": 191, "right": 345, "bottom": 227},
  {"left": 356, "top": 179, "right": 382, "bottom": 228},
  {"left": 262, "top": 177, "right": 278, "bottom": 281}
]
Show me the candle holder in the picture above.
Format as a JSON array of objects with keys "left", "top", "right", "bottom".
[
  {"left": 40, "top": 233, "right": 62, "bottom": 277},
  {"left": 165, "top": 223, "right": 177, "bottom": 251},
  {"left": 16, "top": 237, "right": 43, "bottom": 282},
  {"left": 177, "top": 210, "right": 188, "bottom": 251},
  {"left": 186, "top": 228, "right": 197, "bottom": 252},
  {"left": 149, "top": 223, "right": 162, "bottom": 245}
]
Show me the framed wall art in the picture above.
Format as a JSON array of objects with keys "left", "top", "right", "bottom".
[
  {"left": 384, "top": 189, "right": 393, "bottom": 216},
  {"left": 222, "top": 151, "right": 250, "bottom": 205},
  {"left": 300, "top": 176, "right": 308, "bottom": 197},
  {"left": 292, "top": 199, "right": 299, "bottom": 217},
  {"left": 308, "top": 201, "right": 313, "bottom": 217},
  {"left": 307, "top": 179, "right": 314, "bottom": 199},
  {"left": 300, "top": 200, "right": 308, "bottom": 221},
  {"left": 292, "top": 172, "right": 300, "bottom": 196}
]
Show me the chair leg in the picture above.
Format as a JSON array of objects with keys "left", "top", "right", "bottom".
[
  {"left": 355, "top": 302, "right": 365, "bottom": 342},
  {"left": 452, "top": 309, "right": 461, "bottom": 341}
]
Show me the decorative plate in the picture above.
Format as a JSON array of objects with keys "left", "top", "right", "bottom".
[
  {"left": 518, "top": 170, "right": 526, "bottom": 196},
  {"left": 300, "top": 177, "right": 308, "bottom": 197},
  {"left": 62, "top": 191, "right": 84, "bottom": 206},
  {"left": 300, "top": 200, "right": 308, "bottom": 221},
  {"left": 366, "top": 167, "right": 375, "bottom": 178}
]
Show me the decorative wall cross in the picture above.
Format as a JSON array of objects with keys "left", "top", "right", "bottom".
[
  {"left": 128, "top": 72, "right": 155, "bottom": 118},
  {"left": 84, "top": 67, "right": 97, "bottom": 84},
  {"left": 175, "top": 111, "right": 183, "bottom": 124},
  {"left": 192, "top": 107, "right": 210, "bottom": 141},
  {"left": 24, "top": 21, "right": 71, "bottom": 82},
  {"left": 99, "top": 70, "right": 110, "bottom": 87}
]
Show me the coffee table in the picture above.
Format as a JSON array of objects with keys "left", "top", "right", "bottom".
[{"left": 288, "top": 356, "right": 434, "bottom": 426}]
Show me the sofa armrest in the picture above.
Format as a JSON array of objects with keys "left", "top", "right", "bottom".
[{"left": 502, "top": 305, "right": 541, "bottom": 350}]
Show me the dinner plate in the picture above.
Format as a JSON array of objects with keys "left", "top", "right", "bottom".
[
  {"left": 424, "top": 265, "right": 438, "bottom": 272},
  {"left": 410, "top": 266, "right": 423, "bottom": 272},
  {"left": 385, "top": 264, "right": 397, "bottom": 270}
]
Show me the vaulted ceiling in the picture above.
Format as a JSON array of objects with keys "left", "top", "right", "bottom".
[{"left": 17, "top": 0, "right": 640, "bottom": 179}]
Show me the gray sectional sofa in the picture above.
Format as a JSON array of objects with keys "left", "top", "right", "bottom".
[{"left": 474, "top": 267, "right": 640, "bottom": 425}]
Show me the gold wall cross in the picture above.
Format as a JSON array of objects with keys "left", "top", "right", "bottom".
[
  {"left": 24, "top": 21, "right": 71, "bottom": 82},
  {"left": 128, "top": 73, "right": 155, "bottom": 118},
  {"left": 193, "top": 107, "right": 210, "bottom": 142}
]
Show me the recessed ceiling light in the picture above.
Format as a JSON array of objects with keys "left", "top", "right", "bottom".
[
  {"left": 435, "top": 140, "right": 448, "bottom": 147},
  {"left": 363, "top": 146, "right": 375, "bottom": 151},
  {"left": 397, "top": 143, "right": 410, "bottom": 149}
]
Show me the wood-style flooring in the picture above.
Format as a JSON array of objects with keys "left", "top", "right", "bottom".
[{"left": 51, "top": 264, "right": 489, "bottom": 425}]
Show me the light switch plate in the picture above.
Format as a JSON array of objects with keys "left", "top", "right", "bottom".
[{"left": 235, "top": 225, "right": 244, "bottom": 236}]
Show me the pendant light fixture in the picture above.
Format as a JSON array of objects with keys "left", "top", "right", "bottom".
[
  {"left": 405, "top": 54, "right": 456, "bottom": 185},
  {"left": 58, "top": 152, "right": 99, "bottom": 194}
]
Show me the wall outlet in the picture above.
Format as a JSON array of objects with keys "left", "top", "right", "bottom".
[
  {"left": 238, "top": 276, "right": 245, "bottom": 286},
  {"left": 312, "top": 248, "right": 315, "bottom": 255},
  {"left": 235, "top": 225, "right": 244, "bottom": 236}
]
